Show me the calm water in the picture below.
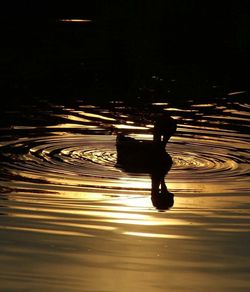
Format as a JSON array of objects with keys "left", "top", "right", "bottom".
[{"left": 0, "top": 86, "right": 249, "bottom": 291}]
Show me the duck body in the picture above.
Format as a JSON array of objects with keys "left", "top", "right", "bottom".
[
  {"left": 115, "top": 115, "right": 177, "bottom": 210},
  {"left": 116, "top": 134, "right": 172, "bottom": 173}
]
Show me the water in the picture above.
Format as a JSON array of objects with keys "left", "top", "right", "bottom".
[{"left": 0, "top": 87, "right": 250, "bottom": 291}]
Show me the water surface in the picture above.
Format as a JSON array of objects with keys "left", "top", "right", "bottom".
[{"left": 0, "top": 88, "right": 249, "bottom": 291}]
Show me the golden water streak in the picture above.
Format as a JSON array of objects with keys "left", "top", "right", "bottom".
[{"left": 59, "top": 19, "right": 92, "bottom": 23}]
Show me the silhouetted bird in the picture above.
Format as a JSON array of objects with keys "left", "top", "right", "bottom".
[
  {"left": 116, "top": 115, "right": 176, "bottom": 168},
  {"left": 116, "top": 114, "right": 177, "bottom": 210}
]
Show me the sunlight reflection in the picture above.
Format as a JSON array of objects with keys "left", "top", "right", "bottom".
[
  {"left": 114, "top": 196, "right": 151, "bottom": 209},
  {"left": 124, "top": 232, "right": 194, "bottom": 239},
  {"left": 113, "top": 124, "right": 149, "bottom": 130},
  {"left": 46, "top": 123, "right": 98, "bottom": 129},
  {"left": 47, "top": 221, "right": 116, "bottom": 231},
  {"left": 77, "top": 111, "right": 116, "bottom": 121},
  {"left": 208, "top": 227, "right": 250, "bottom": 232},
  {"left": 0, "top": 226, "right": 92, "bottom": 237},
  {"left": 130, "top": 133, "right": 152, "bottom": 139},
  {"left": 99, "top": 217, "right": 192, "bottom": 226},
  {"left": 152, "top": 102, "right": 169, "bottom": 106},
  {"left": 227, "top": 91, "right": 246, "bottom": 96},
  {"left": 53, "top": 114, "right": 91, "bottom": 123},
  {"left": 164, "top": 108, "right": 198, "bottom": 112},
  {"left": 59, "top": 19, "right": 92, "bottom": 23},
  {"left": 11, "top": 205, "right": 188, "bottom": 227},
  {"left": 191, "top": 104, "right": 216, "bottom": 107},
  {"left": 118, "top": 178, "right": 150, "bottom": 189}
]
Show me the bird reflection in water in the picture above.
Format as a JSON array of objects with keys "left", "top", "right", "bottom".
[{"left": 116, "top": 114, "right": 177, "bottom": 211}]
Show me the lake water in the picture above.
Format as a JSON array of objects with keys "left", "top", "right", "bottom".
[{"left": 0, "top": 84, "right": 249, "bottom": 291}]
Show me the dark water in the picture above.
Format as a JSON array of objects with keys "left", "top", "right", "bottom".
[{"left": 0, "top": 83, "right": 249, "bottom": 290}]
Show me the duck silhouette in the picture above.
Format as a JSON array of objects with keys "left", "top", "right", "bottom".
[
  {"left": 116, "top": 115, "right": 176, "bottom": 168},
  {"left": 116, "top": 114, "right": 177, "bottom": 210}
]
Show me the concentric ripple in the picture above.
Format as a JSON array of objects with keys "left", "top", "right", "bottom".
[
  {"left": 0, "top": 130, "right": 249, "bottom": 195},
  {"left": 0, "top": 94, "right": 249, "bottom": 199}
]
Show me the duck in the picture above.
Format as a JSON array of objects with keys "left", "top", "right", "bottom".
[
  {"left": 116, "top": 114, "right": 177, "bottom": 172},
  {"left": 116, "top": 114, "right": 177, "bottom": 211}
]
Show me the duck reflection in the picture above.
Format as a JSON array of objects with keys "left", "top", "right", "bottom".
[
  {"left": 150, "top": 165, "right": 174, "bottom": 211},
  {"left": 116, "top": 115, "right": 176, "bottom": 211}
]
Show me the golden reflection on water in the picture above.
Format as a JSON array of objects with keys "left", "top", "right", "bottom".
[
  {"left": 77, "top": 111, "right": 116, "bottom": 121},
  {"left": 46, "top": 123, "right": 98, "bottom": 129},
  {"left": 152, "top": 102, "right": 168, "bottom": 106},
  {"left": 123, "top": 232, "right": 194, "bottom": 239},
  {"left": 12, "top": 205, "right": 150, "bottom": 220},
  {"left": 54, "top": 114, "right": 91, "bottom": 123},
  {"left": 118, "top": 178, "right": 150, "bottom": 189},
  {"left": 0, "top": 226, "right": 92, "bottom": 237},
  {"left": 191, "top": 103, "right": 216, "bottom": 107},
  {"left": 59, "top": 19, "right": 92, "bottom": 23},
  {"left": 227, "top": 91, "right": 246, "bottom": 96},
  {"left": 113, "top": 124, "right": 149, "bottom": 130},
  {"left": 208, "top": 227, "right": 250, "bottom": 232},
  {"left": 0, "top": 95, "right": 249, "bottom": 254},
  {"left": 0, "top": 48, "right": 249, "bottom": 291},
  {"left": 44, "top": 221, "right": 116, "bottom": 231}
]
